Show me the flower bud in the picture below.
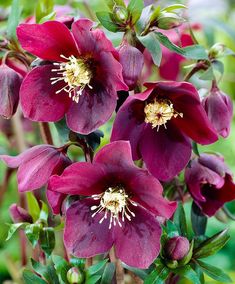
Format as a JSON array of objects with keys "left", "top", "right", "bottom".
[
  {"left": 165, "top": 236, "right": 190, "bottom": 260},
  {"left": 0, "top": 64, "right": 22, "bottom": 118},
  {"left": 113, "top": 6, "right": 128, "bottom": 23},
  {"left": 157, "top": 12, "right": 184, "bottom": 30},
  {"left": 67, "top": 267, "right": 84, "bottom": 284},
  {"left": 9, "top": 204, "right": 33, "bottom": 223},
  {"left": 202, "top": 86, "right": 233, "bottom": 138},
  {"left": 209, "top": 43, "right": 225, "bottom": 59}
]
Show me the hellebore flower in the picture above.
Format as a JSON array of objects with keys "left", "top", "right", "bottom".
[
  {"left": 164, "top": 236, "right": 190, "bottom": 261},
  {"left": 9, "top": 204, "right": 33, "bottom": 223},
  {"left": 17, "top": 19, "right": 128, "bottom": 134},
  {"left": 0, "top": 144, "right": 71, "bottom": 192},
  {"left": 49, "top": 141, "right": 176, "bottom": 268},
  {"left": 202, "top": 83, "right": 233, "bottom": 138},
  {"left": 185, "top": 153, "right": 235, "bottom": 216},
  {"left": 111, "top": 81, "right": 218, "bottom": 181},
  {"left": 0, "top": 63, "right": 22, "bottom": 118}
]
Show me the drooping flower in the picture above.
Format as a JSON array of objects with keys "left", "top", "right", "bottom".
[
  {"left": 111, "top": 81, "right": 218, "bottom": 181},
  {"left": 0, "top": 144, "right": 71, "bottom": 192},
  {"left": 185, "top": 153, "right": 235, "bottom": 216},
  {"left": 49, "top": 141, "right": 176, "bottom": 268},
  {"left": 202, "top": 83, "right": 233, "bottom": 138},
  {"left": 9, "top": 204, "right": 33, "bottom": 223},
  {"left": 17, "top": 19, "right": 128, "bottom": 134}
]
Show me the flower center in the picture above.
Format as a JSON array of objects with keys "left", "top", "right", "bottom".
[
  {"left": 50, "top": 55, "right": 93, "bottom": 103},
  {"left": 144, "top": 98, "right": 183, "bottom": 130},
  {"left": 91, "top": 187, "right": 137, "bottom": 229}
]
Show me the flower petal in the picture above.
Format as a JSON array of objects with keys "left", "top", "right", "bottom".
[
  {"left": 139, "top": 123, "right": 192, "bottom": 181},
  {"left": 17, "top": 21, "right": 78, "bottom": 61},
  {"left": 20, "top": 65, "right": 71, "bottom": 122},
  {"left": 64, "top": 199, "right": 114, "bottom": 258},
  {"left": 49, "top": 162, "right": 107, "bottom": 196},
  {"left": 114, "top": 205, "right": 161, "bottom": 269},
  {"left": 46, "top": 189, "right": 66, "bottom": 215}
]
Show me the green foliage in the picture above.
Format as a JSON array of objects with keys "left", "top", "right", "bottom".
[
  {"left": 35, "top": 0, "right": 54, "bottom": 23},
  {"left": 7, "top": 0, "right": 21, "bottom": 41},
  {"left": 23, "top": 269, "right": 47, "bottom": 284},
  {"left": 127, "top": 0, "right": 144, "bottom": 25},
  {"left": 96, "top": 12, "right": 121, "bottom": 32},
  {"left": 191, "top": 202, "right": 208, "bottom": 236},
  {"left": 144, "top": 264, "right": 169, "bottom": 284}
]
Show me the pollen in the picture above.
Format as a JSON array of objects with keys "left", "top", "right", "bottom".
[
  {"left": 144, "top": 98, "right": 183, "bottom": 131},
  {"left": 50, "top": 55, "right": 93, "bottom": 103},
  {"left": 91, "top": 187, "right": 137, "bottom": 229}
]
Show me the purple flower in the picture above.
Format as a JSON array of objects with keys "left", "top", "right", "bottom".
[
  {"left": 111, "top": 81, "right": 218, "bottom": 181},
  {"left": 17, "top": 19, "right": 128, "bottom": 134},
  {"left": 0, "top": 144, "right": 71, "bottom": 192},
  {"left": 9, "top": 204, "right": 33, "bottom": 223},
  {"left": 185, "top": 153, "right": 235, "bottom": 216},
  {"left": 202, "top": 84, "right": 233, "bottom": 138},
  {"left": 49, "top": 141, "right": 176, "bottom": 268}
]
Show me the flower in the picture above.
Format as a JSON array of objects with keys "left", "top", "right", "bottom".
[
  {"left": 9, "top": 204, "right": 33, "bottom": 223},
  {"left": 0, "top": 144, "right": 71, "bottom": 192},
  {"left": 49, "top": 141, "right": 176, "bottom": 268},
  {"left": 164, "top": 236, "right": 190, "bottom": 260},
  {"left": 185, "top": 153, "right": 235, "bottom": 216},
  {"left": 111, "top": 81, "right": 218, "bottom": 181},
  {"left": 202, "top": 83, "right": 233, "bottom": 138},
  {"left": 17, "top": 19, "right": 128, "bottom": 134}
]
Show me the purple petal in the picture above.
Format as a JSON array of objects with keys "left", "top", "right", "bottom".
[{"left": 46, "top": 189, "right": 66, "bottom": 215}]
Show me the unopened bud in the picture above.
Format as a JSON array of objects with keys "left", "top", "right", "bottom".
[
  {"left": 113, "top": 6, "right": 128, "bottom": 23},
  {"left": 157, "top": 12, "right": 184, "bottom": 30},
  {"left": 67, "top": 267, "right": 84, "bottom": 284},
  {"left": 165, "top": 236, "right": 190, "bottom": 261},
  {"left": 209, "top": 43, "right": 225, "bottom": 59},
  {"left": 9, "top": 204, "right": 33, "bottom": 223}
]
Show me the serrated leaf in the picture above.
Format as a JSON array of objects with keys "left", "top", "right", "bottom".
[
  {"left": 53, "top": 255, "right": 71, "bottom": 284},
  {"left": 96, "top": 12, "right": 121, "bottom": 32},
  {"left": 127, "top": 0, "right": 144, "bottom": 24},
  {"left": 175, "top": 265, "right": 200, "bottom": 284},
  {"left": 155, "top": 32, "right": 208, "bottom": 60},
  {"left": 31, "top": 259, "right": 59, "bottom": 284},
  {"left": 7, "top": 0, "right": 21, "bottom": 41},
  {"left": 6, "top": 222, "right": 28, "bottom": 241},
  {"left": 39, "top": 227, "right": 55, "bottom": 257},
  {"left": 87, "top": 259, "right": 108, "bottom": 277},
  {"left": 196, "top": 260, "right": 232, "bottom": 283},
  {"left": 138, "top": 32, "right": 162, "bottom": 66},
  {"left": 86, "top": 275, "right": 101, "bottom": 284},
  {"left": 191, "top": 202, "right": 207, "bottom": 236},
  {"left": 144, "top": 265, "right": 169, "bottom": 284},
  {"left": 26, "top": 192, "right": 41, "bottom": 222},
  {"left": 193, "top": 229, "right": 229, "bottom": 259},
  {"left": 25, "top": 223, "right": 42, "bottom": 247},
  {"left": 100, "top": 263, "right": 115, "bottom": 284},
  {"left": 162, "top": 4, "right": 186, "bottom": 12},
  {"left": 23, "top": 269, "right": 47, "bottom": 284},
  {"left": 173, "top": 202, "right": 188, "bottom": 237}
]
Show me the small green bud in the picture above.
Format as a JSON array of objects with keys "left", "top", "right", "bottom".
[
  {"left": 157, "top": 12, "right": 184, "bottom": 30},
  {"left": 209, "top": 43, "right": 226, "bottom": 59},
  {"left": 113, "top": 5, "right": 128, "bottom": 23},
  {"left": 165, "top": 259, "right": 178, "bottom": 269},
  {"left": 67, "top": 267, "right": 84, "bottom": 284}
]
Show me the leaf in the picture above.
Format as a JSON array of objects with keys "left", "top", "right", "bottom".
[
  {"left": 70, "top": 258, "right": 86, "bottom": 270},
  {"left": 106, "top": 0, "right": 126, "bottom": 11},
  {"left": 53, "top": 255, "right": 71, "bottom": 284},
  {"left": 96, "top": 12, "right": 121, "bottom": 32},
  {"left": 136, "top": 5, "right": 153, "bottom": 34},
  {"left": 31, "top": 259, "right": 60, "bottom": 284},
  {"left": 193, "top": 229, "right": 230, "bottom": 259},
  {"left": 39, "top": 11, "right": 56, "bottom": 23},
  {"left": 100, "top": 263, "right": 115, "bottom": 284},
  {"left": 173, "top": 202, "right": 188, "bottom": 237},
  {"left": 6, "top": 222, "right": 28, "bottom": 241},
  {"left": 7, "top": 0, "right": 21, "bottom": 41},
  {"left": 192, "top": 142, "right": 200, "bottom": 156},
  {"left": 199, "top": 66, "right": 215, "bottom": 81},
  {"left": 212, "top": 60, "right": 224, "bottom": 76},
  {"left": 162, "top": 4, "right": 187, "bottom": 12},
  {"left": 25, "top": 223, "right": 42, "bottom": 247},
  {"left": 26, "top": 192, "right": 41, "bottom": 222},
  {"left": 144, "top": 265, "right": 169, "bottom": 284},
  {"left": 191, "top": 202, "right": 207, "bottom": 236},
  {"left": 155, "top": 32, "right": 208, "bottom": 60},
  {"left": 39, "top": 227, "right": 55, "bottom": 257},
  {"left": 149, "top": 6, "right": 161, "bottom": 24},
  {"left": 174, "top": 265, "right": 200, "bottom": 284},
  {"left": 127, "top": 0, "right": 144, "bottom": 24},
  {"left": 196, "top": 260, "right": 232, "bottom": 283},
  {"left": 22, "top": 269, "right": 47, "bottom": 284},
  {"left": 39, "top": 201, "right": 49, "bottom": 224},
  {"left": 138, "top": 32, "right": 162, "bottom": 66},
  {"left": 87, "top": 259, "right": 108, "bottom": 277},
  {"left": 54, "top": 118, "right": 70, "bottom": 144},
  {"left": 86, "top": 275, "right": 101, "bottom": 284},
  {"left": 122, "top": 263, "right": 148, "bottom": 280},
  {"left": 36, "top": 0, "right": 54, "bottom": 23},
  {"left": 165, "top": 220, "right": 179, "bottom": 238}
]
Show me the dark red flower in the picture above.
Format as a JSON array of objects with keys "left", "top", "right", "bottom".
[
  {"left": 49, "top": 141, "right": 176, "bottom": 268},
  {"left": 185, "top": 153, "right": 235, "bottom": 216},
  {"left": 17, "top": 19, "right": 128, "bottom": 134},
  {"left": 111, "top": 81, "right": 218, "bottom": 181},
  {"left": 164, "top": 236, "right": 190, "bottom": 260},
  {"left": 0, "top": 144, "right": 71, "bottom": 192}
]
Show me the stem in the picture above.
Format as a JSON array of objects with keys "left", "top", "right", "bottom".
[
  {"left": 39, "top": 122, "right": 54, "bottom": 145},
  {"left": 110, "top": 247, "right": 124, "bottom": 284},
  {"left": 183, "top": 61, "right": 209, "bottom": 81}
]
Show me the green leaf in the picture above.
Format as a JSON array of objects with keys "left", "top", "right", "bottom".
[
  {"left": 138, "top": 32, "right": 162, "bottom": 66},
  {"left": 26, "top": 192, "right": 41, "bottom": 222},
  {"left": 199, "top": 66, "right": 215, "bottom": 81},
  {"left": 106, "top": 0, "right": 126, "bottom": 11},
  {"left": 155, "top": 32, "right": 208, "bottom": 60},
  {"left": 191, "top": 202, "right": 207, "bottom": 236},
  {"left": 192, "top": 142, "right": 200, "bottom": 156},
  {"left": 173, "top": 202, "right": 188, "bottom": 237},
  {"left": 96, "top": 12, "right": 121, "bottom": 32},
  {"left": 6, "top": 222, "right": 28, "bottom": 241},
  {"left": 54, "top": 118, "right": 70, "bottom": 144},
  {"left": 212, "top": 60, "right": 224, "bottom": 76},
  {"left": 31, "top": 259, "right": 60, "bottom": 284},
  {"left": 22, "top": 269, "right": 47, "bottom": 284},
  {"left": 39, "top": 227, "right": 55, "bottom": 257},
  {"left": 86, "top": 275, "right": 101, "bottom": 284},
  {"left": 122, "top": 264, "right": 148, "bottom": 280},
  {"left": 127, "top": 0, "right": 144, "bottom": 24},
  {"left": 136, "top": 5, "right": 153, "bottom": 34},
  {"left": 196, "top": 260, "right": 232, "bottom": 283},
  {"left": 70, "top": 258, "right": 86, "bottom": 270},
  {"left": 175, "top": 265, "right": 200, "bottom": 284},
  {"left": 162, "top": 4, "right": 186, "bottom": 12},
  {"left": 144, "top": 265, "right": 169, "bottom": 284},
  {"left": 36, "top": 0, "right": 54, "bottom": 23},
  {"left": 100, "top": 263, "right": 115, "bottom": 284},
  {"left": 149, "top": 6, "right": 161, "bottom": 24},
  {"left": 7, "top": 0, "right": 21, "bottom": 41},
  {"left": 39, "top": 11, "right": 56, "bottom": 23},
  {"left": 87, "top": 259, "right": 108, "bottom": 277},
  {"left": 39, "top": 201, "right": 49, "bottom": 224},
  {"left": 25, "top": 223, "right": 42, "bottom": 247},
  {"left": 165, "top": 220, "right": 179, "bottom": 237},
  {"left": 193, "top": 229, "right": 230, "bottom": 259},
  {"left": 53, "top": 255, "right": 71, "bottom": 284}
]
